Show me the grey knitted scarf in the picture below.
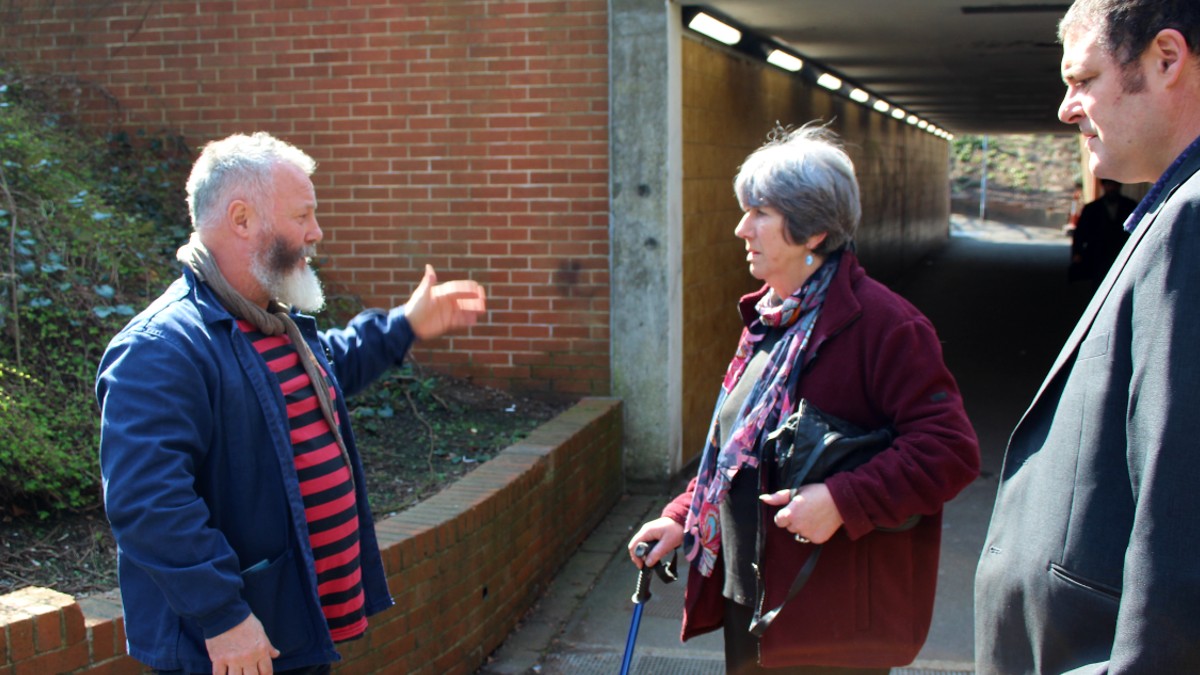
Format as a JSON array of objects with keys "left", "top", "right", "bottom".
[{"left": 177, "top": 233, "right": 354, "bottom": 489}]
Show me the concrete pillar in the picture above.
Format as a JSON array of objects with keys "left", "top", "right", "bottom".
[{"left": 609, "top": 0, "right": 683, "bottom": 484}]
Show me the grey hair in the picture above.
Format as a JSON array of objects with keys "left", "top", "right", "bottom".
[
  {"left": 1059, "top": 0, "right": 1200, "bottom": 76},
  {"left": 185, "top": 132, "right": 317, "bottom": 231},
  {"left": 734, "top": 123, "right": 861, "bottom": 255}
]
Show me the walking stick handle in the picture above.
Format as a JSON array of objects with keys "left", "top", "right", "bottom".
[
  {"left": 630, "top": 541, "right": 678, "bottom": 604},
  {"left": 632, "top": 542, "right": 654, "bottom": 604}
]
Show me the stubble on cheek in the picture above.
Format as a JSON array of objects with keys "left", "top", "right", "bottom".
[{"left": 265, "top": 237, "right": 309, "bottom": 274}]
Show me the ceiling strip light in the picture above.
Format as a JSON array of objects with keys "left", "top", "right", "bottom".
[
  {"left": 816, "top": 73, "right": 842, "bottom": 91},
  {"left": 688, "top": 13, "right": 742, "bottom": 45},
  {"left": 873, "top": 100, "right": 890, "bottom": 113},
  {"left": 849, "top": 88, "right": 870, "bottom": 103},
  {"left": 766, "top": 49, "right": 804, "bottom": 72},
  {"left": 891, "top": 108, "right": 906, "bottom": 120}
]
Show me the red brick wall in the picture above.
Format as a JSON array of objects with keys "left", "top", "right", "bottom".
[
  {"left": 0, "top": 0, "right": 611, "bottom": 397},
  {"left": 0, "top": 399, "right": 622, "bottom": 674}
]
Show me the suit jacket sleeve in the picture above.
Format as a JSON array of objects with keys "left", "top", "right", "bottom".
[{"left": 1100, "top": 197, "right": 1200, "bottom": 673}]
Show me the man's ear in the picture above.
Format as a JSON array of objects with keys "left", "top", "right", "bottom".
[
  {"left": 227, "top": 199, "right": 254, "bottom": 240},
  {"left": 1149, "top": 28, "right": 1190, "bottom": 86}
]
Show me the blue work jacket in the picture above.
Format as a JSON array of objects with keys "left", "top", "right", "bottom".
[{"left": 96, "top": 268, "right": 403, "bottom": 672}]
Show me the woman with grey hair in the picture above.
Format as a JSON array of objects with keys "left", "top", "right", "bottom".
[{"left": 628, "top": 124, "right": 980, "bottom": 673}]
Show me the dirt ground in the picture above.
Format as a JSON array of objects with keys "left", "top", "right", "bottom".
[{"left": 0, "top": 369, "right": 572, "bottom": 598}]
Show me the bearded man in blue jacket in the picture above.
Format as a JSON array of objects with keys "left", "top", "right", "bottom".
[{"left": 96, "top": 132, "right": 486, "bottom": 675}]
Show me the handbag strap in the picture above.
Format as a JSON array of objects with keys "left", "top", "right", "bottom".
[
  {"left": 747, "top": 423, "right": 919, "bottom": 638},
  {"left": 748, "top": 415, "right": 837, "bottom": 638},
  {"left": 747, "top": 381, "right": 905, "bottom": 638},
  {"left": 748, "top": 543, "right": 823, "bottom": 637},
  {"left": 747, "top": 360, "right": 825, "bottom": 637}
]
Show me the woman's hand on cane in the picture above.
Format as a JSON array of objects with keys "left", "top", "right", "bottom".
[{"left": 627, "top": 517, "right": 683, "bottom": 569}]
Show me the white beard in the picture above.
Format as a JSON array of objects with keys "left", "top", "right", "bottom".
[
  {"left": 274, "top": 263, "right": 326, "bottom": 313},
  {"left": 250, "top": 231, "right": 326, "bottom": 313}
]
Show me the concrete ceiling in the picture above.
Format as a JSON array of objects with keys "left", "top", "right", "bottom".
[{"left": 691, "top": 1, "right": 1075, "bottom": 136}]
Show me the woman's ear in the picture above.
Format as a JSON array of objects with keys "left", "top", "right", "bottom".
[{"left": 805, "top": 232, "right": 829, "bottom": 250}]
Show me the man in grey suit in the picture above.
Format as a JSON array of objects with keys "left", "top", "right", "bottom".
[{"left": 975, "top": 1, "right": 1200, "bottom": 673}]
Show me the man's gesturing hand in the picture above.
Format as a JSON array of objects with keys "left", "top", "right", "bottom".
[{"left": 404, "top": 264, "right": 487, "bottom": 340}]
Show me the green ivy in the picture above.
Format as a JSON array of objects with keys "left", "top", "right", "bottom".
[{"left": 0, "top": 70, "right": 192, "bottom": 513}]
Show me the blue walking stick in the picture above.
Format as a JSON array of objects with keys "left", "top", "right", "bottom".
[{"left": 620, "top": 541, "right": 677, "bottom": 675}]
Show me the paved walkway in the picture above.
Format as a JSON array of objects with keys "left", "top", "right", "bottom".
[{"left": 478, "top": 216, "right": 1094, "bottom": 674}]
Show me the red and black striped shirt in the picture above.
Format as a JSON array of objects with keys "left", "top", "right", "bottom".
[{"left": 238, "top": 320, "right": 367, "bottom": 642}]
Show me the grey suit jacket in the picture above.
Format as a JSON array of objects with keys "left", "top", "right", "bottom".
[{"left": 975, "top": 146, "right": 1200, "bottom": 674}]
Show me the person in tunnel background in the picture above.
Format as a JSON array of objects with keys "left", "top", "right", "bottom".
[
  {"left": 975, "top": 0, "right": 1200, "bottom": 672},
  {"left": 625, "top": 123, "right": 980, "bottom": 674},
  {"left": 1068, "top": 178, "right": 1135, "bottom": 287},
  {"left": 1066, "top": 181, "right": 1084, "bottom": 235}
]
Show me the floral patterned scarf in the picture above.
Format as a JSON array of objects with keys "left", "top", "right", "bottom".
[{"left": 683, "top": 252, "right": 840, "bottom": 576}]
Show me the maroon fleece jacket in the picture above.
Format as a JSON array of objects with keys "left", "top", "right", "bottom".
[{"left": 663, "top": 250, "right": 980, "bottom": 668}]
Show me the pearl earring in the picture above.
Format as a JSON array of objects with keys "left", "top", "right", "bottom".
[{"left": 805, "top": 253, "right": 814, "bottom": 266}]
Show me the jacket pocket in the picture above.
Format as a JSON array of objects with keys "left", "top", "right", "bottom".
[
  {"left": 1045, "top": 562, "right": 1120, "bottom": 657},
  {"left": 1048, "top": 562, "right": 1120, "bottom": 601},
  {"left": 241, "top": 549, "right": 315, "bottom": 654}
]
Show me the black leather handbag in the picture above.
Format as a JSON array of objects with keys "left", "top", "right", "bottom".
[
  {"left": 765, "top": 399, "right": 894, "bottom": 496},
  {"left": 749, "top": 399, "right": 905, "bottom": 637}
]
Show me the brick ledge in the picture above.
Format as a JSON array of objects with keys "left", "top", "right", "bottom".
[{"left": 0, "top": 397, "right": 624, "bottom": 675}]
